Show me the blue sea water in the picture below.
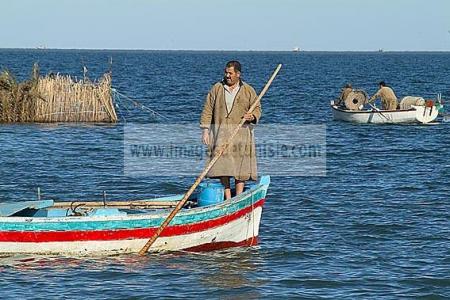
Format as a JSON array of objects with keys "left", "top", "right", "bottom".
[{"left": 0, "top": 49, "right": 449, "bottom": 299}]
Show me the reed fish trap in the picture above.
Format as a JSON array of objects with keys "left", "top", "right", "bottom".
[{"left": 0, "top": 63, "right": 117, "bottom": 123}]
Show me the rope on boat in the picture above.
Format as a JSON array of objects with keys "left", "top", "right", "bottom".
[
  {"left": 250, "top": 190, "right": 256, "bottom": 246},
  {"left": 111, "top": 88, "right": 170, "bottom": 121}
]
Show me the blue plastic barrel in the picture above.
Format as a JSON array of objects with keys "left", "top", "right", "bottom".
[{"left": 198, "top": 182, "right": 224, "bottom": 207}]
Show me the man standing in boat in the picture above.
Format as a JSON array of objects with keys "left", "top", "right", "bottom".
[
  {"left": 368, "top": 81, "right": 398, "bottom": 110},
  {"left": 336, "top": 83, "right": 353, "bottom": 107},
  {"left": 200, "top": 61, "right": 261, "bottom": 200}
]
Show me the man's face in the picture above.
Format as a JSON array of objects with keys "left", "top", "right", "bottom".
[{"left": 224, "top": 67, "right": 240, "bottom": 86}]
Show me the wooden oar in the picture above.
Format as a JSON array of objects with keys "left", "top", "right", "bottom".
[
  {"left": 138, "top": 64, "right": 282, "bottom": 255},
  {"left": 367, "top": 102, "right": 390, "bottom": 121}
]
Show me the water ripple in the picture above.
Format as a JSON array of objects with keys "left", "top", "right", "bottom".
[{"left": 0, "top": 50, "right": 449, "bottom": 298}]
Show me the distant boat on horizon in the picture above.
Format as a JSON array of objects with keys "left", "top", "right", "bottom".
[
  {"left": 36, "top": 45, "right": 47, "bottom": 50},
  {"left": 292, "top": 47, "right": 300, "bottom": 52},
  {"left": 378, "top": 48, "right": 384, "bottom": 52}
]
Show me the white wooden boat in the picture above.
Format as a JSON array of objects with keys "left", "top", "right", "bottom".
[
  {"left": 0, "top": 176, "right": 270, "bottom": 255},
  {"left": 330, "top": 100, "right": 439, "bottom": 124}
]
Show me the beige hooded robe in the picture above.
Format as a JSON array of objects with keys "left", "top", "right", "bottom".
[{"left": 200, "top": 80, "right": 261, "bottom": 181}]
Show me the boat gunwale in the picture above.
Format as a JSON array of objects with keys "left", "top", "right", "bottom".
[
  {"left": 0, "top": 182, "right": 268, "bottom": 225},
  {"left": 330, "top": 104, "right": 417, "bottom": 114}
]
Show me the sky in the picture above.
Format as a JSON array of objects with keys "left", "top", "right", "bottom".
[{"left": 0, "top": 0, "right": 449, "bottom": 51}]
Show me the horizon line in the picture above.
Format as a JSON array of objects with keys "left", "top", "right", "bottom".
[{"left": 1, "top": 47, "right": 450, "bottom": 53}]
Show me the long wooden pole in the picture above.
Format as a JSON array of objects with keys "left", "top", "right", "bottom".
[
  {"left": 138, "top": 64, "right": 282, "bottom": 255},
  {"left": 367, "top": 102, "right": 390, "bottom": 120}
]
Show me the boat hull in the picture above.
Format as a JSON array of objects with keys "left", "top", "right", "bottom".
[
  {"left": 0, "top": 206, "right": 263, "bottom": 255},
  {"left": 0, "top": 177, "right": 269, "bottom": 255},
  {"left": 331, "top": 104, "right": 438, "bottom": 124}
]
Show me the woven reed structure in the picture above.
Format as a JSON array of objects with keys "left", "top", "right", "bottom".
[{"left": 0, "top": 64, "right": 117, "bottom": 123}]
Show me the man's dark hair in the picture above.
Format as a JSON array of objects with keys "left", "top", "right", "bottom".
[
  {"left": 226, "top": 61, "right": 241, "bottom": 73},
  {"left": 344, "top": 83, "right": 352, "bottom": 88},
  {"left": 379, "top": 81, "right": 386, "bottom": 87}
]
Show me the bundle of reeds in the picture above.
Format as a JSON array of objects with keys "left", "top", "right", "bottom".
[
  {"left": 0, "top": 66, "right": 40, "bottom": 122},
  {"left": 0, "top": 64, "right": 117, "bottom": 123}
]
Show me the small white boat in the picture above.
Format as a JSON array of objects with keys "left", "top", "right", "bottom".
[{"left": 330, "top": 100, "right": 439, "bottom": 124}]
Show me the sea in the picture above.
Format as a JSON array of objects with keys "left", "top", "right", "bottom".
[{"left": 0, "top": 49, "right": 449, "bottom": 299}]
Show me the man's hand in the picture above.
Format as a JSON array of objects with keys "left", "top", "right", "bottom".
[
  {"left": 202, "top": 129, "right": 209, "bottom": 145},
  {"left": 243, "top": 113, "right": 255, "bottom": 122}
]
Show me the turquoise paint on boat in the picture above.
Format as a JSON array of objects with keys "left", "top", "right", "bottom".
[
  {"left": 0, "top": 189, "right": 265, "bottom": 231},
  {"left": 89, "top": 208, "right": 127, "bottom": 217},
  {"left": 0, "top": 182, "right": 267, "bottom": 232},
  {"left": 0, "top": 200, "right": 54, "bottom": 217},
  {"left": 33, "top": 208, "right": 69, "bottom": 218},
  {"left": 0, "top": 188, "right": 266, "bottom": 232},
  {"left": 259, "top": 175, "right": 270, "bottom": 186}
]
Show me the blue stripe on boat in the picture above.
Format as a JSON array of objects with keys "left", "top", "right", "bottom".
[{"left": 0, "top": 189, "right": 265, "bottom": 231}]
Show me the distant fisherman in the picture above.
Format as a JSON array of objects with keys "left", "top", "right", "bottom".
[
  {"left": 336, "top": 83, "right": 353, "bottom": 106},
  {"left": 369, "top": 81, "right": 398, "bottom": 110}
]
